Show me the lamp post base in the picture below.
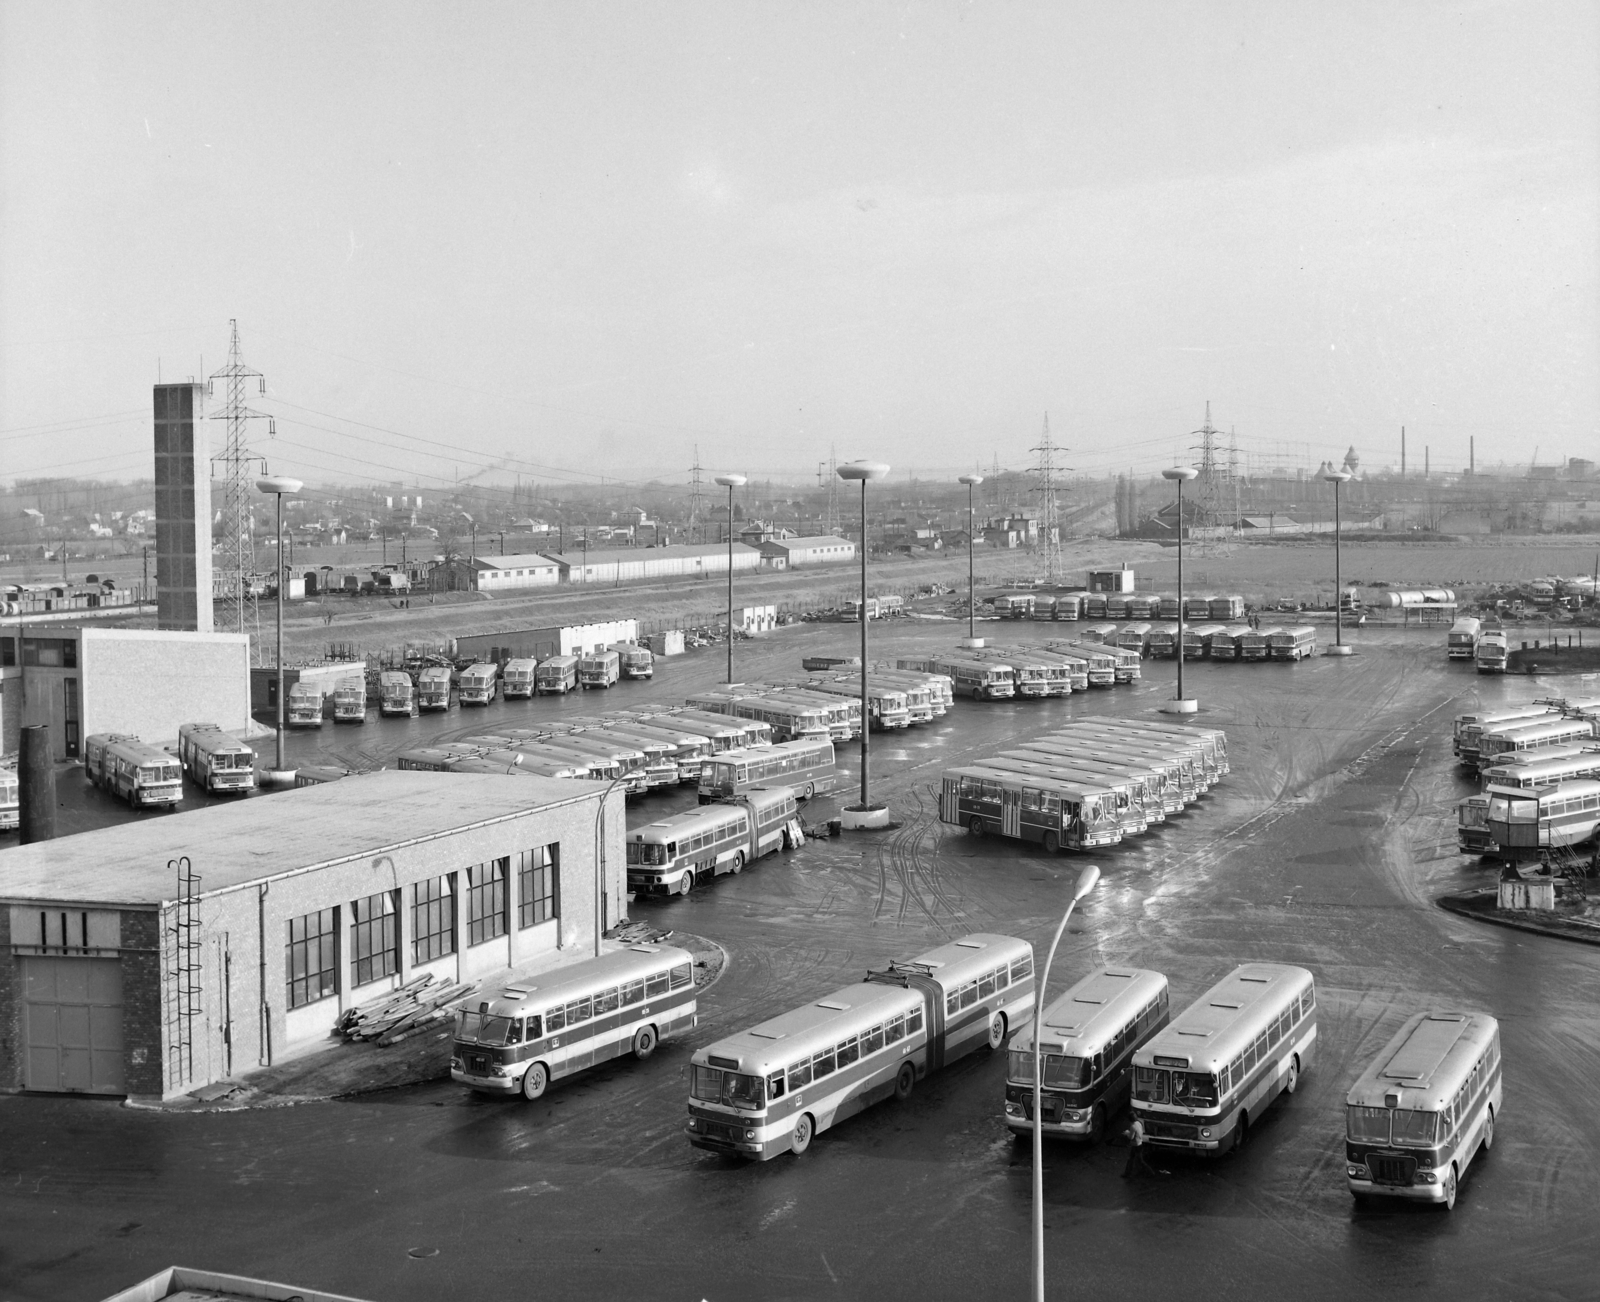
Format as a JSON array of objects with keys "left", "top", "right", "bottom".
[
  {"left": 1160, "top": 698, "right": 1200, "bottom": 715},
  {"left": 259, "top": 768, "right": 298, "bottom": 788},
  {"left": 959, "top": 636, "right": 986, "bottom": 649},
  {"left": 840, "top": 804, "right": 892, "bottom": 830},
  {"left": 1325, "top": 644, "right": 1354, "bottom": 656}
]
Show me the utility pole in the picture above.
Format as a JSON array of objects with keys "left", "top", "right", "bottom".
[
  {"left": 208, "top": 321, "right": 274, "bottom": 645},
  {"left": 688, "top": 447, "right": 707, "bottom": 544},
  {"left": 1028, "top": 414, "right": 1066, "bottom": 585}
]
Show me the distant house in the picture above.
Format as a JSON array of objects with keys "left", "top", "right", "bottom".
[
  {"left": 756, "top": 535, "right": 855, "bottom": 568},
  {"left": 470, "top": 553, "right": 561, "bottom": 591},
  {"left": 543, "top": 542, "right": 761, "bottom": 585}
]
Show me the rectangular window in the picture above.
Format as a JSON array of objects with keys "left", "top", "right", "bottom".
[
  {"left": 566, "top": 996, "right": 592, "bottom": 1025},
  {"left": 812, "top": 1048, "right": 837, "bottom": 1079},
  {"left": 670, "top": 963, "right": 693, "bottom": 990},
  {"left": 787, "top": 1060, "right": 812, "bottom": 1091},
  {"left": 1010, "top": 955, "right": 1033, "bottom": 982},
  {"left": 862, "top": 1024, "right": 885, "bottom": 1055},
  {"left": 885, "top": 1015, "right": 905, "bottom": 1044},
  {"left": 412, "top": 875, "right": 456, "bottom": 964},
  {"left": 467, "top": 858, "right": 508, "bottom": 946},
  {"left": 646, "top": 971, "right": 670, "bottom": 998},
  {"left": 545, "top": 1005, "right": 566, "bottom": 1033},
  {"left": 907, "top": 1006, "right": 924, "bottom": 1034},
  {"left": 621, "top": 977, "right": 646, "bottom": 1006},
  {"left": 286, "top": 907, "right": 339, "bottom": 1009},
  {"left": 517, "top": 844, "right": 559, "bottom": 929},
  {"left": 837, "top": 1036, "right": 860, "bottom": 1068},
  {"left": 593, "top": 987, "right": 619, "bottom": 1016},
  {"left": 350, "top": 891, "right": 399, "bottom": 986},
  {"left": 0, "top": 636, "right": 14, "bottom": 667}
]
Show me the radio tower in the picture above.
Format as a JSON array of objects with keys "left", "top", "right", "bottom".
[
  {"left": 1028, "top": 413, "right": 1067, "bottom": 584},
  {"left": 208, "top": 321, "right": 275, "bottom": 644},
  {"left": 1188, "top": 402, "right": 1225, "bottom": 531},
  {"left": 687, "top": 446, "right": 707, "bottom": 543}
]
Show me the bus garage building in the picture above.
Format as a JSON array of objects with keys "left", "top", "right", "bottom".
[{"left": 0, "top": 770, "right": 625, "bottom": 1100}]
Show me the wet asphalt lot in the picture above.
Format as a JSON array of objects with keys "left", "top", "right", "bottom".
[{"left": 4, "top": 619, "right": 1599, "bottom": 1302}]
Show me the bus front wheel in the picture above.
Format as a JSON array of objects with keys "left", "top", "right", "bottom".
[
  {"left": 969, "top": 817, "right": 987, "bottom": 838},
  {"left": 1042, "top": 831, "right": 1060, "bottom": 855},
  {"left": 632, "top": 1026, "right": 658, "bottom": 1060},
  {"left": 1285, "top": 1056, "right": 1300, "bottom": 1094},
  {"left": 1442, "top": 1164, "right": 1458, "bottom": 1211},
  {"left": 521, "top": 1063, "right": 549, "bottom": 1101},
  {"left": 894, "top": 1062, "right": 916, "bottom": 1101},
  {"left": 802, "top": 782, "right": 815, "bottom": 800},
  {"left": 730, "top": 851, "right": 745, "bottom": 875},
  {"left": 986, "top": 1012, "right": 1007, "bottom": 1051},
  {"left": 791, "top": 1113, "right": 815, "bottom": 1155},
  {"left": 1482, "top": 1107, "right": 1494, "bottom": 1153},
  {"left": 678, "top": 873, "right": 694, "bottom": 897}
]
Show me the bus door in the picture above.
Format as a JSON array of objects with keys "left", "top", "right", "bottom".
[
  {"left": 1001, "top": 786, "right": 1022, "bottom": 838},
  {"left": 940, "top": 777, "right": 959, "bottom": 823}
]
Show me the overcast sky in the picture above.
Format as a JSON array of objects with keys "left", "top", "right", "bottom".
[{"left": 2, "top": 1, "right": 1595, "bottom": 493}]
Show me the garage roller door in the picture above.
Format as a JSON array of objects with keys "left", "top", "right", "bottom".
[{"left": 23, "top": 957, "right": 126, "bottom": 1094}]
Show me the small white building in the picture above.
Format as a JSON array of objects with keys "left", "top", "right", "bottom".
[
  {"left": 543, "top": 543, "right": 761, "bottom": 586},
  {"left": 758, "top": 536, "right": 855, "bottom": 568},
  {"left": 455, "top": 619, "right": 642, "bottom": 663},
  {"left": 471, "top": 553, "right": 562, "bottom": 592}
]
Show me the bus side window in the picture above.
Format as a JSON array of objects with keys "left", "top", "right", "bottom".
[
  {"left": 621, "top": 979, "right": 645, "bottom": 1007},
  {"left": 959, "top": 984, "right": 979, "bottom": 1010},
  {"left": 524, "top": 1015, "right": 543, "bottom": 1041},
  {"left": 884, "top": 1015, "right": 905, "bottom": 1044},
  {"left": 837, "top": 1036, "right": 860, "bottom": 1068},
  {"left": 767, "top": 1072, "right": 785, "bottom": 1100},
  {"left": 669, "top": 963, "right": 693, "bottom": 990},
  {"left": 645, "top": 972, "right": 670, "bottom": 997},
  {"left": 546, "top": 1007, "right": 566, "bottom": 1033},
  {"left": 861, "top": 1024, "right": 885, "bottom": 1055},
  {"left": 946, "top": 991, "right": 960, "bottom": 1016},
  {"left": 978, "top": 970, "right": 997, "bottom": 999},
  {"left": 1011, "top": 956, "right": 1033, "bottom": 982},
  {"left": 907, "top": 1007, "right": 925, "bottom": 1034},
  {"left": 567, "top": 996, "right": 592, "bottom": 1024},
  {"left": 593, "top": 987, "right": 619, "bottom": 1015},
  {"left": 812, "top": 1048, "right": 837, "bottom": 1080},
  {"left": 788, "top": 1060, "right": 812, "bottom": 1091}
]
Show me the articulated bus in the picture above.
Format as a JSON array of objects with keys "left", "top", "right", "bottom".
[
  {"left": 1131, "top": 963, "right": 1317, "bottom": 1156},
  {"left": 177, "top": 722, "right": 257, "bottom": 794},
  {"left": 898, "top": 656, "right": 1014, "bottom": 701},
  {"left": 980, "top": 757, "right": 1152, "bottom": 833},
  {"left": 698, "top": 737, "right": 838, "bottom": 803},
  {"left": 1485, "top": 780, "right": 1600, "bottom": 859},
  {"left": 417, "top": 665, "right": 453, "bottom": 710},
  {"left": 1456, "top": 794, "right": 1493, "bottom": 855},
  {"left": 1345, "top": 1011, "right": 1501, "bottom": 1210},
  {"left": 660, "top": 708, "right": 774, "bottom": 751},
  {"left": 378, "top": 670, "right": 416, "bottom": 716},
  {"left": 459, "top": 663, "right": 499, "bottom": 705},
  {"left": 1004, "top": 967, "right": 1171, "bottom": 1142},
  {"left": 1481, "top": 750, "right": 1600, "bottom": 792},
  {"left": 685, "top": 692, "right": 834, "bottom": 743},
  {"left": 1453, "top": 705, "right": 1556, "bottom": 765},
  {"left": 453, "top": 944, "right": 698, "bottom": 1100},
  {"left": 1011, "top": 743, "right": 1174, "bottom": 818},
  {"left": 332, "top": 676, "right": 367, "bottom": 723},
  {"left": 1, "top": 768, "right": 20, "bottom": 831},
  {"left": 627, "top": 787, "right": 801, "bottom": 896},
  {"left": 938, "top": 766, "right": 1123, "bottom": 853},
  {"left": 1476, "top": 716, "right": 1598, "bottom": 772},
  {"left": 1475, "top": 632, "right": 1510, "bottom": 674},
  {"left": 84, "top": 734, "right": 183, "bottom": 809},
  {"left": 686, "top": 933, "right": 1036, "bottom": 1160},
  {"left": 501, "top": 657, "right": 539, "bottom": 698}
]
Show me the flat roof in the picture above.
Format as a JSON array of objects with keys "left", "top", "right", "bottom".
[
  {"left": 760, "top": 535, "right": 853, "bottom": 549},
  {"left": 474, "top": 553, "right": 560, "bottom": 571},
  {"left": 543, "top": 543, "right": 760, "bottom": 566},
  {"left": 0, "top": 770, "right": 607, "bottom": 909}
]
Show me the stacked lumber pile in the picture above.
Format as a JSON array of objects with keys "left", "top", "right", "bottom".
[
  {"left": 335, "top": 974, "right": 479, "bottom": 1047},
  {"left": 602, "top": 920, "right": 674, "bottom": 945}
]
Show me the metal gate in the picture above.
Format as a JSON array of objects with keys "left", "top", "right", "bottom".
[{"left": 22, "top": 957, "right": 126, "bottom": 1094}]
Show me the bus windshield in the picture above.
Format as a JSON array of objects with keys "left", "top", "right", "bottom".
[
  {"left": 691, "top": 1064, "right": 765, "bottom": 1109},
  {"left": 1391, "top": 1109, "right": 1438, "bottom": 1146},
  {"left": 1171, "top": 1071, "right": 1218, "bottom": 1106},
  {"left": 456, "top": 1011, "right": 532, "bottom": 1045},
  {"left": 627, "top": 843, "right": 671, "bottom": 866},
  {"left": 1347, "top": 1106, "right": 1392, "bottom": 1143},
  {"left": 1008, "top": 1049, "right": 1092, "bottom": 1089}
]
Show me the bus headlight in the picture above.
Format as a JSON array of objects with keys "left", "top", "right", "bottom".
[
  {"left": 450, "top": 1056, "right": 462, "bottom": 1070},
  {"left": 1347, "top": 1164, "right": 1367, "bottom": 1178},
  {"left": 1200, "top": 1128, "right": 1212, "bottom": 1138},
  {"left": 745, "top": 1129, "right": 757, "bottom": 1140},
  {"left": 1005, "top": 1101, "right": 1022, "bottom": 1116},
  {"left": 686, "top": 1119, "right": 699, "bottom": 1131},
  {"left": 1419, "top": 1171, "right": 1437, "bottom": 1184}
]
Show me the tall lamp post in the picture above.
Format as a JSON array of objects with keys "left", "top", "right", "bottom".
[
  {"left": 1161, "top": 466, "right": 1199, "bottom": 714},
  {"left": 1321, "top": 465, "right": 1354, "bottom": 655},
  {"left": 715, "top": 474, "right": 747, "bottom": 683},
  {"left": 837, "top": 460, "right": 890, "bottom": 829},
  {"left": 959, "top": 473, "right": 984, "bottom": 646},
  {"left": 1032, "top": 863, "right": 1101, "bottom": 1302},
  {"left": 256, "top": 474, "right": 303, "bottom": 782}
]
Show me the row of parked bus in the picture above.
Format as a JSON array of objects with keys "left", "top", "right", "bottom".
[
  {"left": 990, "top": 591, "right": 1246, "bottom": 622},
  {"left": 680, "top": 669, "right": 954, "bottom": 742},
  {"left": 450, "top": 930, "right": 1499, "bottom": 1209},
  {"left": 939, "top": 718, "right": 1228, "bottom": 853},
  {"left": 1451, "top": 698, "right": 1600, "bottom": 859}
]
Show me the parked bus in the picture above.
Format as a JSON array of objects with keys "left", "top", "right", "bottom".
[
  {"left": 501, "top": 657, "right": 539, "bottom": 699},
  {"left": 1269, "top": 626, "right": 1318, "bottom": 661},
  {"left": 1476, "top": 716, "right": 1599, "bottom": 772},
  {"left": 1011, "top": 743, "right": 1174, "bottom": 819},
  {"left": 858, "top": 668, "right": 949, "bottom": 717},
  {"left": 665, "top": 708, "right": 775, "bottom": 750},
  {"left": 294, "top": 765, "right": 350, "bottom": 787},
  {"left": 1184, "top": 595, "right": 1213, "bottom": 620},
  {"left": 1447, "top": 618, "right": 1483, "bottom": 661},
  {"left": 1145, "top": 623, "right": 1182, "bottom": 659},
  {"left": 581, "top": 727, "right": 680, "bottom": 789},
  {"left": 760, "top": 688, "right": 858, "bottom": 740},
  {"left": 458, "top": 662, "right": 499, "bottom": 705},
  {"left": 1238, "top": 626, "right": 1283, "bottom": 661},
  {"left": 698, "top": 737, "right": 838, "bottom": 803},
  {"left": 1207, "top": 625, "right": 1252, "bottom": 660},
  {"left": 536, "top": 654, "right": 579, "bottom": 695},
  {"left": 506, "top": 738, "right": 625, "bottom": 785},
  {"left": 1116, "top": 623, "right": 1153, "bottom": 655},
  {"left": 627, "top": 787, "right": 801, "bottom": 896},
  {"left": 684, "top": 692, "right": 833, "bottom": 743},
  {"left": 1157, "top": 596, "right": 1182, "bottom": 620},
  {"left": 1181, "top": 624, "right": 1225, "bottom": 659},
  {"left": 1001, "top": 646, "right": 1086, "bottom": 692},
  {"left": 0, "top": 768, "right": 17, "bottom": 832},
  {"left": 524, "top": 731, "right": 649, "bottom": 791},
  {"left": 1004, "top": 967, "right": 1170, "bottom": 1142},
  {"left": 600, "top": 718, "right": 713, "bottom": 782},
  {"left": 84, "top": 734, "right": 183, "bottom": 809},
  {"left": 898, "top": 656, "right": 1014, "bottom": 701},
  {"left": 977, "top": 757, "right": 1151, "bottom": 834},
  {"left": 842, "top": 596, "right": 879, "bottom": 622},
  {"left": 1131, "top": 962, "right": 1317, "bottom": 1155},
  {"left": 686, "top": 933, "right": 1036, "bottom": 1159},
  {"left": 640, "top": 709, "right": 760, "bottom": 753},
  {"left": 1209, "top": 594, "right": 1246, "bottom": 621},
  {"left": 1485, "top": 780, "right": 1600, "bottom": 860},
  {"left": 1079, "top": 622, "right": 1118, "bottom": 644},
  {"left": 939, "top": 766, "right": 1122, "bottom": 853},
  {"left": 1345, "top": 1011, "right": 1501, "bottom": 1210},
  {"left": 417, "top": 665, "right": 453, "bottom": 710},
  {"left": 177, "top": 722, "right": 257, "bottom": 794},
  {"left": 286, "top": 681, "right": 325, "bottom": 727},
  {"left": 795, "top": 676, "right": 912, "bottom": 729},
  {"left": 1474, "top": 631, "right": 1510, "bottom": 674},
  {"left": 1072, "top": 715, "right": 1231, "bottom": 778},
  {"left": 378, "top": 670, "right": 416, "bottom": 716},
  {"left": 1453, "top": 705, "right": 1557, "bottom": 765},
  {"left": 1052, "top": 593, "right": 1082, "bottom": 621},
  {"left": 332, "top": 676, "right": 368, "bottom": 723},
  {"left": 960, "top": 647, "right": 1053, "bottom": 697},
  {"left": 1456, "top": 794, "right": 1493, "bottom": 855},
  {"left": 993, "top": 592, "right": 1036, "bottom": 619},
  {"left": 393, "top": 747, "right": 469, "bottom": 772},
  {"left": 608, "top": 643, "right": 654, "bottom": 680},
  {"left": 1481, "top": 750, "right": 1600, "bottom": 793},
  {"left": 1042, "top": 730, "right": 1201, "bottom": 805},
  {"left": 1042, "top": 640, "right": 1119, "bottom": 685},
  {"left": 453, "top": 943, "right": 698, "bottom": 1100},
  {"left": 1126, "top": 595, "right": 1158, "bottom": 620},
  {"left": 579, "top": 648, "right": 621, "bottom": 689}
]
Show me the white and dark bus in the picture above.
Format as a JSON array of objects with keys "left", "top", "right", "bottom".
[
  {"left": 177, "top": 722, "right": 257, "bottom": 795},
  {"left": 697, "top": 737, "right": 838, "bottom": 803},
  {"left": 453, "top": 944, "right": 698, "bottom": 1100},
  {"left": 687, "top": 934, "right": 1035, "bottom": 1160},
  {"left": 626, "top": 787, "right": 801, "bottom": 897},
  {"left": 938, "top": 766, "right": 1123, "bottom": 853},
  {"left": 84, "top": 734, "right": 182, "bottom": 809}
]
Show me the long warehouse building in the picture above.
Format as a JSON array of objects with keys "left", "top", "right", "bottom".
[{"left": 0, "top": 770, "right": 626, "bottom": 1100}]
